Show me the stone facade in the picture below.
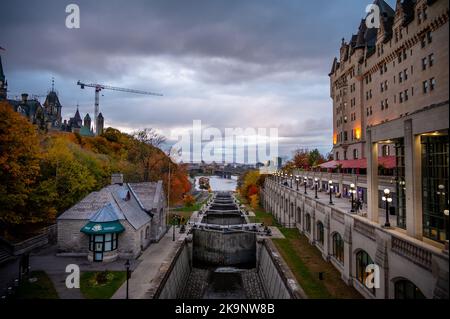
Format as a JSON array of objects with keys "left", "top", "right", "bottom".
[
  {"left": 57, "top": 174, "right": 167, "bottom": 262},
  {"left": 330, "top": 0, "right": 449, "bottom": 161},
  {"left": 261, "top": 177, "right": 449, "bottom": 299}
]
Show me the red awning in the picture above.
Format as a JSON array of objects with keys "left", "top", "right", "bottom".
[{"left": 319, "top": 156, "right": 396, "bottom": 169}]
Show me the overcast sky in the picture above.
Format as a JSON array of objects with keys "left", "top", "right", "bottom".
[{"left": 0, "top": 0, "right": 396, "bottom": 162}]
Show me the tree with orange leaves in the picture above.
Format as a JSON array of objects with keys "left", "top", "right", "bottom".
[{"left": 0, "top": 101, "right": 41, "bottom": 227}]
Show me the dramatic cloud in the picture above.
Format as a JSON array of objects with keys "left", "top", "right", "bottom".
[{"left": 0, "top": 0, "right": 396, "bottom": 161}]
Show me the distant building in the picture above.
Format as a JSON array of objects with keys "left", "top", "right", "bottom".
[
  {"left": 57, "top": 173, "right": 167, "bottom": 262},
  {"left": 96, "top": 112, "right": 104, "bottom": 135}
]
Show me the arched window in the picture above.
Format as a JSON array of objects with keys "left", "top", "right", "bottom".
[
  {"left": 316, "top": 222, "right": 324, "bottom": 245},
  {"left": 305, "top": 214, "right": 311, "bottom": 233},
  {"left": 356, "top": 250, "right": 375, "bottom": 294},
  {"left": 332, "top": 233, "right": 344, "bottom": 264},
  {"left": 394, "top": 280, "right": 425, "bottom": 299}
]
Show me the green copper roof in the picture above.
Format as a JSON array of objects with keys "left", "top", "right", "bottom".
[{"left": 80, "top": 221, "right": 125, "bottom": 234}]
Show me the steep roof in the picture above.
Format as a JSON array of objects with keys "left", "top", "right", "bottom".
[
  {"left": 89, "top": 203, "right": 122, "bottom": 222},
  {"left": 57, "top": 182, "right": 164, "bottom": 230},
  {"left": 43, "top": 90, "right": 62, "bottom": 108}
]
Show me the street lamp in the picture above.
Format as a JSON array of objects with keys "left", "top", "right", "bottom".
[
  {"left": 314, "top": 178, "right": 319, "bottom": 199},
  {"left": 296, "top": 176, "right": 300, "bottom": 191},
  {"left": 350, "top": 183, "right": 356, "bottom": 213},
  {"left": 382, "top": 188, "right": 393, "bottom": 227},
  {"left": 290, "top": 174, "right": 293, "bottom": 188},
  {"left": 125, "top": 259, "right": 131, "bottom": 299},
  {"left": 329, "top": 180, "right": 334, "bottom": 205},
  {"left": 303, "top": 177, "right": 308, "bottom": 195}
]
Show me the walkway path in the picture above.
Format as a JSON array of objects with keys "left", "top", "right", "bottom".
[{"left": 112, "top": 226, "right": 185, "bottom": 299}]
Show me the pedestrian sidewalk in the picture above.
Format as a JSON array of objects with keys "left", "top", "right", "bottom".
[{"left": 112, "top": 226, "right": 185, "bottom": 299}]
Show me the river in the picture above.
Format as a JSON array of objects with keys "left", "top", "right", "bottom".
[{"left": 194, "top": 175, "right": 238, "bottom": 192}]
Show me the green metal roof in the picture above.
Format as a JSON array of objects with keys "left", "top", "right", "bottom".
[{"left": 80, "top": 221, "right": 125, "bottom": 234}]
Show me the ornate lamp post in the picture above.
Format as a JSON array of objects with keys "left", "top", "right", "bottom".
[
  {"left": 350, "top": 183, "right": 356, "bottom": 213},
  {"left": 125, "top": 259, "right": 131, "bottom": 299},
  {"left": 329, "top": 180, "right": 334, "bottom": 205},
  {"left": 314, "top": 178, "right": 319, "bottom": 199},
  {"left": 382, "top": 188, "right": 393, "bottom": 227},
  {"left": 290, "top": 174, "right": 293, "bottom": 188},
  {"left": 296, "top": 176, "right": 299, "bottom": 191},
  {"left": 303, "top": 177, "right": 308, "bottom": 195}
]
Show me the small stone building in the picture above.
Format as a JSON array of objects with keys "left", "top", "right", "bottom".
[{"left": 57, "top": 174, "right": 167, "bottom": 262}]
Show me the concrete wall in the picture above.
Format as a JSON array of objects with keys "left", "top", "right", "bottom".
[
  {"left": 193, "top": 229, "right": 256, "bottom": 267},
  {"left": 256, "top": 238, "right": 305, "bottom": 299},
  {"left": 153, "top": 237, "right": 193, "bottom": 299},
  {"left": 262, "top": 178, "right": 450, "bottom": 299}
]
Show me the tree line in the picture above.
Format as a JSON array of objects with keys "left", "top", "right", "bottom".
[{"left": 0, "top": 101, "right": 190, "bottom": 239}]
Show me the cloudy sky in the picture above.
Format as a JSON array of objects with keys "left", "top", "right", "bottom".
[{"left": 0, "top": 0, "right": 395, "bottom": 162}]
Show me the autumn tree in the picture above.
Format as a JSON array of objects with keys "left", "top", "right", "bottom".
[{"left": 0, "top": 102, "right": 41, "bottom": 228}]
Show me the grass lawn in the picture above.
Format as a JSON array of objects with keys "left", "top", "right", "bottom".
[
  {"left": 241, "top": 200, "right": 362, "bottom": 299},
  {"left": 80, "top": 271, "right": 126, "bottom": 299},
  {"left": 16, "top": 271, "right": 58, "bottom": 299}
]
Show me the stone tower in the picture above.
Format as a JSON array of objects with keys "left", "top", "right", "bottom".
[
  {"left": 0, "top": 54, "right": 7, "bottom": 101},
  {"left": 43, "top": 78, "right": 63, "bottom": 127},
  {"left": 96, "top": 112, "right": 104, "bottom": 135},
  {"left": 84, "top": 113, "right": 91, "bottom": 130}
]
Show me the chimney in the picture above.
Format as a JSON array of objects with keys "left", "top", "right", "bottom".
[
  {"left": 21, "top": 93, "right": 28, "bottom": 103},
  {"left": 111, "top": 173, "right": 124, "bottom": 185}
]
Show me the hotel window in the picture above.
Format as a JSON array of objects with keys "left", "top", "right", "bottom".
[
  {"left": 399, "top": 92, "right": 404, "bottom": 103},
  {"left": 422, "top": 57, "right": 428, "bottom": 70},
  {"left": 385, "top": 98, "right": 389, "bottom": 109},
  {"left": 430, "top": 78, "right": 435, "bottom": 91},
  {"left": 316, "top": 222, "right": 324, "bottom": 246},
  {"left": 404, "top": 89, "right": 409, "bottom": 102},
  {"left": 427, "top": 31, "right": 432, "bottom": 44},
  {"left": 385, "top": 80, "right": 388, "bottom": 91},
  {"left": 423, "top": 7, "right": 428, "bottom": 20},
  {"left": 305, "top": 214, "right": 311, "bottom": 233},
  {"left": 381, "top": 100, "right": 385, "bottom": 110},
  {"left": 429, "top": 54, "right": 434, "bottom": 67},
  {"left": 356, "top": 250, "right": 375, "bottom": 295},
  {"left": 421, "top": 133, "right": 449, "bottom": 243},
  {"left": 421, "top": 37, "right": 426, "bottom": 48},
  {"left": 395, "top": 280, "right": 425, "bottom": 299},
  {"left": 404, "top": 69, "right": 408, "bottom": 81},
  {"left": 353, "top": 149, "right": 359, "bottom": 160},
  {"left": 399, "top": 72, "right": 403, "bottom": 83},
  {"left": 423, "top": 80, "right": 429, "bottom": 93},
  {"left": 344, "top": 131, "right": 348, "bottom": 141},
  {"left": 380, "top": 83, "right": 384, "bottom": 92},
  {"left": 332, "top": 233, "right": 344, "bottom": 264},
  {"left": 403, "top": 49, "right": 407, "bottom": 60},
  {"left": 344, "top": 150, "right": 348, "bottom": 160},
  {"left": 418, "top": 10, "right": 422, "bottom": 24}
]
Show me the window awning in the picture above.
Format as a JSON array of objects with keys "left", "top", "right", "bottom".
[
  {"left": 318, "top": 156, "right": 396, "bottom": 169},
  {"left": 80, "top": 221, "right": 125, "bottom": 235}
]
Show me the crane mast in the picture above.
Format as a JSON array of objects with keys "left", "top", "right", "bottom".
[{"left": 77, "top": 81, "right": 163, "bottom": 135}]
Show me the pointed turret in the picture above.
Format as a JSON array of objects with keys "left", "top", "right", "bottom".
[
  {"left": 0, "top": 54, "right": 7, "bottom": 100},
  {"left": 96, "top": 112, "right": 104, "bottom": 136},
  {"left": 84, "top": 113, "right": 91, "bottom": 130}
]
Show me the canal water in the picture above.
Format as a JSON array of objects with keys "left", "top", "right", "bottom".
[{"left": 194, "top": 175, "right": 238, "bottom": 192}]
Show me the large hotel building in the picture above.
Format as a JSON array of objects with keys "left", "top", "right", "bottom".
[
  {"left": 329, "top": 0, "right": 448, "bottom": 242},
  {"left": 262, "top": 0, "right": 448, "bottom": 299}
]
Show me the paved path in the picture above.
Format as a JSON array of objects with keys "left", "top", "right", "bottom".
[
  {"left": 28, "top": 245, "right": 141, "bottom": 299},
  {"left": 112, "top": 226, "right": 185, "bottom": 299}
]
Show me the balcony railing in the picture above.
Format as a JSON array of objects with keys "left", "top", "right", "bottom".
[
  {"left": 353, "top": 219, "right": 376, "bottom": 241},
  {"left": 391, "top": 236, "right": 433, "bottom": 271}
]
